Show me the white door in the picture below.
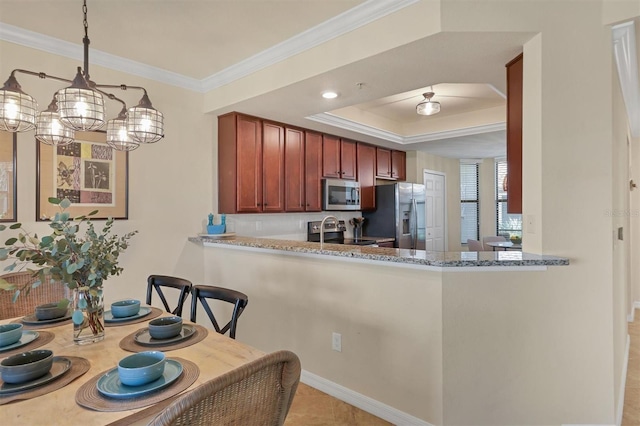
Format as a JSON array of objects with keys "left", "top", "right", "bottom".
[{"left": 423, "top": 170, "right": 446, "bottom": 251}]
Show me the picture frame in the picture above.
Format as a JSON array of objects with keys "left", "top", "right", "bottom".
[
  {"left": 36, "top": 131, "right": 129, "bottom": 221},
  {"left": 0, "top": 131, "right": 17, "bottom": 222}
]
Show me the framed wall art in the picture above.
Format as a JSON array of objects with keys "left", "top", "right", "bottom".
[
  {"left": 36, "top": 131, "right": 129, "bottom": 221},
  {"left": 0, "top": 131, "right": 17, "bottom": 222}
]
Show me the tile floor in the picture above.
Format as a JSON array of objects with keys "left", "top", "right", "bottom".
[{"left": 286, "top": 310, "right": 640, "bottom": 426}]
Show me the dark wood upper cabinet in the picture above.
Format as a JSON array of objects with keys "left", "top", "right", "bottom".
[
  {"left": 506, "top": 53, "right": 523, "bottom": 214},
  {"left": 391, "top": 150, "right": 406, "bottom": 181},
  {"left": 304, "top": 131, "right": 323, "bottom": 211},
  {"left": 322, "top": 135, "right": 341, "bottom": 178},
  {"left": 262, "top": 121, "right": 285, "bottom": 213},
  {"left": 219, "top": 112, "right": 263, "bottom": 213},
  {"left": 340, "top": 139, "right": 357, "bottom": 180},
  {"left": 376, "top": 148, "right": 392, "bottom": 178},
  {"left": 284, "top": 127, "right": 305, "bottom": 212},
  {"left": 357, "top": 143, "right": 376, "bottom": 211}
]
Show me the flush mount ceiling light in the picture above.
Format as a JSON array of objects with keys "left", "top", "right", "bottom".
[
  {"left": 0, "top": 0, "right": 164, "bottom": 150},
  {"left": 322, "top": 91, "right": 338, "bottom": 99},
  {"left": 416, "top": 92, "right": 441, "bottom": 116}
]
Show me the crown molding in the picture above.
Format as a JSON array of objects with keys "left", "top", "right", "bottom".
[
  {"left": 0, "top": 23, "right": 203, "bottom": 92},
  {"left": 0, "top": 0, "right": 418, "bottom": 94},
  {"left": 613, "top": 21, "right": 640, "bottom": 138},
  {"left": 307, "top": 112, "right": 505, "bottom": 145},
  {"left": 201, "top": 0, "right": 419, "bottom": 92}
]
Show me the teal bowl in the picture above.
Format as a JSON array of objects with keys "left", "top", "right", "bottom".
[
  {"left": 148, "top": 316, "right": 183, "bottom": 340},
  {"left": 118, "top": 351, "right": 166, "bottom": 386},
  {"left": 35, "top": 302, "right": 68, "bottom": 320},
  {"left": 0, "top": 323, "right": 23, "bottom": 347},
  {"left": 0, "top": 349, "right": 53, "bottom": 384},
  {"left": 111, "top": 299, "right": 141, "bottom": 318}
]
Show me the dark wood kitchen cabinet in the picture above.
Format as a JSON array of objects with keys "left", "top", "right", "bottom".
[
  {"left": 391, "top": 150, "right": 406, "bottom": 181},
  {"left": 219, "top": 113, "right": 262, "bottom": 213},
  {"left": 322, "top": 135, "right": 356, "bottom": 180},
  {"left": 218, "top": 113, "right": 284, "bottom": 213},
  {"left": 376, "top": 148, "right": 392, "bottom": 178},
  {"left": 506, "top": 53, "right": 523, "bottom": 213},
  {"left": 357, "top": 143, "right": 376, "bottom": 211},
  {"left": 304, "top": 131, "right": 323, "bottom": 211},
  {"left": 284, "top": 127, "right": 305, "bottom": 212},
  {"left": 261, "top": 121, "right": 285, "bottom": 212}
]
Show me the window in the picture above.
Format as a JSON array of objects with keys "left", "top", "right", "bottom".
[
  {"left": 460, "top": 163, "right": 479, "bottom": 243},
  {"left": 496, "top": 160, "right": 522, "bottom": 240}
]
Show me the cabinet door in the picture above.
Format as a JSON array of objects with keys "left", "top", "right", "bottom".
[
  {"left": 304, "top": 131, "right": 323, "bottom": 211},
  {"left": 357, "top": 143, "right": 376, "bottom": 211},
  {"left": 284, "top": 127, "right": 305, "bottom": 212},
  {"left": 340, "top": 139, "right": 357, "bottom": 180},
  {"left": 376, "top": 148, "right": 392, "bottom": 178},
  {"left": 322, "top": 135, "right": 341, "bottom": 178},
  {"left": 262, "top": 121, "right": 285, "bottom": 212},
  {"left": 506, "top": 53, "right": 523, "bottom": 213},
  {"left": 236, "top": 115, "right": 263, "bottom": 213},
  {"left": 391, "top": 150, "right": 406, "bottom": 181}
]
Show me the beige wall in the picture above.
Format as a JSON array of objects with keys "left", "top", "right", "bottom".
[
  {"left": 478, "top": 158, "right": 497, "bottom": 240},
  {"left": 407, "top": 150, "right": 462, "bottom": 251}
]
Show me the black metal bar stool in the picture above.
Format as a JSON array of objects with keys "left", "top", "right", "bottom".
[
  {"left": 146, "top": 275, "right": 193, "bottom": 317},
  {"left": 190, "top": 285, "right": 248, "bottom": 339}
]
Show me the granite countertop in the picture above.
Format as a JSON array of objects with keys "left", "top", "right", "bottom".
[{"left": 189, "top": 235, "right": 569, "bottom": 269}]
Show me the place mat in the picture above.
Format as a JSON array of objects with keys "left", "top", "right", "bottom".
[
  {"left": 119, "top": 324, "right": 209, "bottom": 353},
  {"left": 105, "top": 307, "right": 163, "bottom": 327},
  {"left": 0, "top": 331, "right": 55, "bottom": 358},
  {"left": 0, "top": 356, "right": 90, "bottom": 405},
  {"left": 75, "top": 357, "right": 198, "bottom": 412},
  {"left": 12, "top": 317, "right": 72, "bottom": 330}
]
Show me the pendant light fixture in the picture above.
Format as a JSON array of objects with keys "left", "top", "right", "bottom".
[
  {"left": 0, "top": 0, "right": 164, "bottom": 150},
  {"left": 416, "top": 91, "right": 441, "bottom": 116}
]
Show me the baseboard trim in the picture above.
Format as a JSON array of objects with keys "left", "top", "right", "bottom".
[
  {"left": 617, "top": 334, "right": 631, "bottom": 426},
  {"left": 300, "top": 369, "right": 433, "bottom": 426}
]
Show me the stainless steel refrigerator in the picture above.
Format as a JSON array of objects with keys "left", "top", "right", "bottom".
[{"left": 363, "top": 183, "right": 426, "bottom": 249}]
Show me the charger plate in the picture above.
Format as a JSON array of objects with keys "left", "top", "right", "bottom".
[
  {"left": 133, "top": 325, "right": 196, "bottom": 346},
  {"left": 105, "top": 307, "right": 162, "bottom": 328},
  {"left": 21, "top": 313, "right": 71, "bottom": 326},
  {"left": 0, "top": 356, "right": 90, "bottom": 405},
  {"left": 0, "top": 356, "right": 71, "bottom": 395},
  {"left": 96, "top": 359, "right": 182, "bottom": 399},
  {"left": 104, "top": 307, "right": 152, "bottom": 323},
  {"left": 119, "top": 324, "right": 208, "bottom": 353},
  {"left": 75, "top": 357, "right": 198, "bottom": 412},
  {"left": 0, "top": 331, "right": 39, "bottom": 352},
  {"left": 0, "top": 331, "right": 54, "bottom": 358}
]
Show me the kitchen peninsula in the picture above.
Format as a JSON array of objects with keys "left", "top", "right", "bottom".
[{"left": 189, "top": 234, "right": 569, "bottom": 425}]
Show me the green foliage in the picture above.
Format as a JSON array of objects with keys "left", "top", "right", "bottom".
[{"left": 0, "top": 198, "right": 138, "bottom": 300}]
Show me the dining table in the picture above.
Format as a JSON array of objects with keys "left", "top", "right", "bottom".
[
  {"left": 485, "top": 241, "right": 522, "bottom": 251},
  {"left": 0, "top": 307, "right": 265, "bottom": 425}
]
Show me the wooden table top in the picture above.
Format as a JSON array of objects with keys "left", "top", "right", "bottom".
[{"left": 0, "top": 310, "right": 265, "bottom": 425}]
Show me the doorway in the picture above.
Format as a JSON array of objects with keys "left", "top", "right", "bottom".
[{"left": 423, "top": 169, "right": 447, "bottom": 251}]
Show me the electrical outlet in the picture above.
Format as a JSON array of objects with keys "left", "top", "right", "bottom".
[{"left": 332, "top": 332, "right": 342, "bottom": 352}]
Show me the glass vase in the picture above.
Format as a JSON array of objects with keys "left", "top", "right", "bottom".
[{"left": 71, "top": 286, "right": 105, "bottom": 345}]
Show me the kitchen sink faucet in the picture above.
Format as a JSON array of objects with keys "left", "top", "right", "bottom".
[{"left": 319, "top": 215, "right": 338, "bottom": 249}]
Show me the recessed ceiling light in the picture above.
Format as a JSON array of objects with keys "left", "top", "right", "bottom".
[{"left": 322, "top": 91, "right": 338, "bottom": 99}]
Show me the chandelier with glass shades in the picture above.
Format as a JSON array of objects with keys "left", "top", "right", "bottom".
[
  {"left": 0, "top": 0, "right": 164, "bottom": 151},
  {"left": 416, "top": 91, "right": 441, "bottom": 116}
]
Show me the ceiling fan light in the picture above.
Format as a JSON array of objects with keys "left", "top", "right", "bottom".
[{"left": 0, "top": 74, "right": 37, "bottom": 132}]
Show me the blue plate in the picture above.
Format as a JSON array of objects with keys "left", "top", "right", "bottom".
[
  {"left": 0, "top": 356, "right": 71, "bottom": 394},
  {"left": 96, "top": 359, "right": 183, "bottom": 399},
  {"left": 104, "top": 306, "right": 152, "bottom": 323},
  {"left": 21, "top": 313, "right": 71, "bottom": 325},
  {"left": 0, "top": 331, "right": 39, "bottom": 352}
]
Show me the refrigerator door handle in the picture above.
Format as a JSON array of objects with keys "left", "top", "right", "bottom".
[{"left": 411, "top": 198, "right": 418, "bottom": 249}]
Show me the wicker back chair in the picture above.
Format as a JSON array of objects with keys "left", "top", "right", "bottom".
[
  {"left": 148, "top": 350, "right": 301, "bottom": 426},
  {"left": 0, "top": 272, "right": 66, "bottom": 320}
]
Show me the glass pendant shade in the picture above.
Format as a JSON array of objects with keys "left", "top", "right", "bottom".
[
  {"left": 106, "top": 116, "right": 140, "bottom": 151},
  {"left": 416, "top": 92, "right": 441, "bottom": 116},
  {"left": 56, "top": 68, "right": 105, "bottom": 131},
  {"left": 0, "top": 75, "right": 37, "bottom": 132},
  {"left": 36, "top": 110, "right": 75, "bottom": 146},
  {"left": 127, "top": 94, "right": 164, "bottom": 144}
]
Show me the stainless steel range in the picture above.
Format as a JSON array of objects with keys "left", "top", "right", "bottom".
[{"left": 307, "top": 220, "right": 378, "bottom": 246}]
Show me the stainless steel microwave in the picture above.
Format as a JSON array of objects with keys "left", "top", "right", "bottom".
[{"left": 322, "top": 179, "right": 361, "bottom": 211}]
